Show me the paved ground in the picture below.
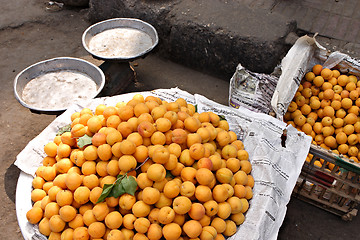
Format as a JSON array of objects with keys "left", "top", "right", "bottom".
[
  {"left": 242, "top": 0, "right": 360, "bottom": 59},
  {"left": 1, "top": 0, "right": 360, "bottom": 239}
]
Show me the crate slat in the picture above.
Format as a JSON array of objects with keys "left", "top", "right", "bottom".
[{"left": 293, "top": 144, "right": 360, "bottom": 220}]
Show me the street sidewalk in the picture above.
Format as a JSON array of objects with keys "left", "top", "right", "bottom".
[
  {"left": 1, "top": 1, "right": 360, "bottom": 240},
  {"left": 242, "top": 0, "right": 360, "bottom": 59}
]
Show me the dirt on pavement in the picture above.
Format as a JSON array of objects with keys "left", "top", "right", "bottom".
[
  {"left": 0, "top": 2, "right": 229, "bottom": 239},
  {"left": 1, "top": 1, "right": 360, "bottom": 240}
]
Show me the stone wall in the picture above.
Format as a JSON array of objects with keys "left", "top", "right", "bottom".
[{"left": 88, "top": 0, "right": 297, "bottom": 79}]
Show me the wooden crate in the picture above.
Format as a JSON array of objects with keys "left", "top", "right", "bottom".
[{"left": 293, "top": 144, "right": 360, "bottom": 221}]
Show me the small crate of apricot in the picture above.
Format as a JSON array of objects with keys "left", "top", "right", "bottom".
[{"left": 285, "top": 64, "right": 360, "bottom": 220}]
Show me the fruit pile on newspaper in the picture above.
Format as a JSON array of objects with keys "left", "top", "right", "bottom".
[
  {"left": 26, "top": 93, "right": 255, "bottom": 240},
  {"left": 285, "top": 64, "right": 360, "bottom": 167},
  {"left": 15, "top": 89, "right": 311, "bottom": 240}
]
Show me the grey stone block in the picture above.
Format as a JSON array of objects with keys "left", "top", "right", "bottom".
[
  {"left": 88, "top": 0, "right": 296, "bottom": 78},
  {"left": 57, "top": 0, "right": 89, "bottom": 7}
]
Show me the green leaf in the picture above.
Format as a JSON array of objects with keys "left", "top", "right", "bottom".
[
  {"left": 77, "top": 134, "right": 93, "bottom": 148},
  {"left": 121, "top": 176, "right": 138, "bottom": 196},
  {"left": 110, "top": 180, "right": 126, "bottom": 198},
  {"left": 219, "top": 115, "right": 226, "bottom": 121},
  {"left": 96, "top": 184, "right": 114, "bottom": 203},
  {"left": 166, "top": 170, "right": 175, "bottom": 179},
  {"left": 96, "top": 172, "right": 138, "bottom": 202},
  {"left": 56, "top": 124, "right": 71, "bottom": 136},
  {"left": 195, "top": 104, "right": 198, "bottom": 113}
]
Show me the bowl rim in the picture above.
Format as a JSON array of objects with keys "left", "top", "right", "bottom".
[
  {"left": 13, "top": 57, "right": 106, "bottom": 112},
  {"left": 82, "top": 17, "right": 159, "bottom": 61}
]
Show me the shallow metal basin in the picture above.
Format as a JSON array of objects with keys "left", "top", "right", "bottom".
[
  {"left": 82, "top": 18, "right": 158, "bottom": 61},
  {"left": 13, "top": 57, "right": 105, "bottom": 112}
]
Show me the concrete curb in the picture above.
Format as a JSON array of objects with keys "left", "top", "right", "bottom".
[{"left": 87, "top": 0, "right": 297, "bottom": 79}]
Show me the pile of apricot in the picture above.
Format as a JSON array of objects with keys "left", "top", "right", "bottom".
[
  {"left": 285, "top": 64, "right": 360, "bottom": 168},
  {"left": 26, "top": 94, "right": 253, "bottom": 240}
]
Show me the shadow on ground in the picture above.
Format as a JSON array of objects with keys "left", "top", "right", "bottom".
[{"left": 5, "top": 164, "right": 20, "bottom": 203}]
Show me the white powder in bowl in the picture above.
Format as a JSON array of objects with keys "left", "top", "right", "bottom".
[
  {"left": 22, "top": 71, "right": 98, "bottom": 110},
  {"left": 88, "top": 27, "right": 153, "bottom": 59}
]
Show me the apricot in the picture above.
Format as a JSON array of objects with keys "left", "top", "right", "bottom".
[
  {"left": 348, "top": 134, "right": 358, "bottom": 145},
  {"left": 162, "top": 223, "right": 182, "bottom": 240},
  {"left": 107, "top": 229, "right": 125, "bottom": 240},
  {"left": 233, "top": 184, "right": 246, "bottom": 199},
  {"left": 216, "top": 168, "right": 234, "bottom": 184},
  {"left": 197, "top": 127, "right": 211, "bottom": 143},
  {"left": 313, "top": 76, "right": 324, "bottom": 87},
  {"left": 212, "top": 184, "right": 229, "bottom": 203},
  {"left": 55, "top": 189, "right": 72, "bottom": 207},
  {"left": 179, "top": 150, "right": 195, "bottom": 167},
  {"left": 180, "top": 181, "right": 196, "bottom": 198},
  {"left": 348, "top": 105, "right": 359, "bottom": 115},
  {"left": 142, "top": 187, "right": 161, "bottom": 205},
  {"left": 217, "top": 202, "right": 232, "bottom": 219},
  {"left": 196, "top": 158, "right": 212, "bottom": 171},
  {"left": 287, "top": 101, "right": 298, "bottom": 112},
  {"left": 211, "top": 217, "right": 226, "bottom": 234},
  {"left": 150, "top": 131, "right": 166, "bottom": 145},
  {"left": 26, "top": 206, "right": 43, "bottom": 224},
  {"left": 294, "top": 114, "right": 306, "bottom": 127},
  {"left": 348, "top": 146, "right": 359, "bottom": 157},
  {"left": 340, "top": 98, "right": 352, "bottom": 110},
  {"left": 73, "top": 186, "right": 90, "bottom": 205},
  {"left": 73, "top": 226, "right": 89, "bottom": 240},
  {"left": 338, "top": 75, "right": 349, "bottom": 86},
  {"left": 196, "top": 168, "right": 214, "bottom": 186},
  {"left": 169, "top": 196, "right": 192, "bottom": 215},
  {"left": 162, "top": 180, "right": 179, "bottom": 199},
  {"left": 132, "top": 201, "right": 151, "bottom": 218},
  {"left": 189, "top": 143, "right": 205, "bottom": 160},
  {"left": 344, "top": 124, "right": 355, "bottom": 135},
  {"left": 106, "top": 130, "right": 122, "bottom": 146},
  {"left": 216, "top": 130, "right": 231, "bottom": 147},
  {"left": 188, "top": 203, "right": 206, "bottom": 220},
  {"left": 49, "top": 214, "right": 66, "bottom": 233},
  {"left": 199, "top": 226, "right": 218, "bottom": 240},
  {"left": 147, "top": 164, "right": 166, "bottom": 182},
  {"left": 133, "top": 217, "right": 150, "bottom": 234},
  {"left": 223, "top": 220, "right": 237, "bottom": 237},
  {"left": 164, "top": 154, "right": 178, "bottom": 171},
  {"left": 355, "top": 122, "right": 360, "bottom": 133},
  {"left": 312, "top": 64, "right": 323, "bottom": 75},
  {"left": 310, "top": 99, "right": 321, "bottom": 110},
  {"left": 305, "top": 72, "right": 315, "bottom": 81},
  {"left": 61, "top": 228, "right": 74, "bottom": 240},
  {"left": 344, "top": 113, "right": 357, "bottom": 125},
  {"left": 157, "top": 206, "right": 175, "bottom": 225},
  {"left": 59, "top": 205, "right": 77, "bottom": 222},
  {"left": 88, "top": 221, "right": 106, "bottom": 238},
  {"left": 195, "top": 185, "right": 212, "bottom": 202},
  {"left": 321, "top": 68, "right": 333, "bottom": 80},
  {"left": 183, "top": 220, "right": 202, "bottom": 238},
  {"left": 171, "top": 128, "right": 187, "bottom": 144}
]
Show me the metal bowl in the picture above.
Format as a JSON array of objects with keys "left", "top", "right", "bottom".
[
  {"left": 13, "top": 57, "right": 105, "bottom": 112},
  {"left": 82, "top": 18, "right": 158, "bottom": 61}
]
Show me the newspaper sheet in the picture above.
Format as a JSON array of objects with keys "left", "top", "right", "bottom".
[
  {"left": 229, "top": 64, "right": 279, "bottom": 114},
  {"left": 15, "top": 88, "right": 311, "bottom": 240}
]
